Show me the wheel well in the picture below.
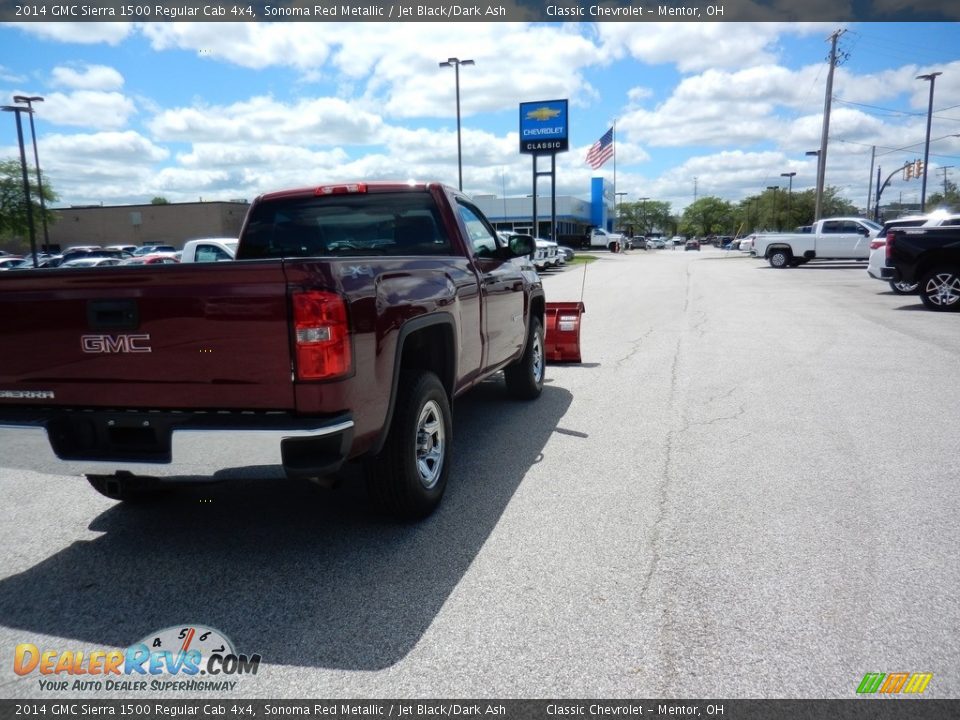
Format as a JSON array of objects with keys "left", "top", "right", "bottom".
[
  {"left": 915, "top": 255, "right": 959, "bottom": 284},
  {"left": 399, "top": 322, "right": 455, "bottom": 399},
  {"left": 530, "top": 294, "right": 545, "bottom": 331},
  {"left": 766, "top": 245, "right": 792, "bottom": 258}
]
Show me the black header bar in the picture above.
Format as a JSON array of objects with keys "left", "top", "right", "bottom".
[{"left": 0, "top": 0, "right": 956, "bottom": 23}]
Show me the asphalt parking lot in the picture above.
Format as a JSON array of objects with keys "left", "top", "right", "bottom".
[{"left": 1, "top": 247, "right": 958, "bottom": 699}]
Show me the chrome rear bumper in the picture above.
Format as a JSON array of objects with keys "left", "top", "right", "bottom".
[{"left": 0, "top": 410, "right": 354, "bottom": 480}]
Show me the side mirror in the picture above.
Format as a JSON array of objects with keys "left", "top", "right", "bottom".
[{"left": 504, "top": 234, "right": 535, "bottom": 258}]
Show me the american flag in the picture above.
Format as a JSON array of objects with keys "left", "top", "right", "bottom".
[{"left": 585, "top": 127, "right": 614, "bottom": 169}]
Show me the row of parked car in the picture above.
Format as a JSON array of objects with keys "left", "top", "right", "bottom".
[
  {"left": 497, "top": 232, "right": 574, "bottom": 272},
  {"left": 736, "top": 209, "right": 960, "bottom": 310},
  {"left": 0, "top": 238, "right": 238, "bottom": 271}
]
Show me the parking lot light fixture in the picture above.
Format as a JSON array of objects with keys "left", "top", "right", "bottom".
[
  {"left": 2, "top": 104, "right": 38, "bottom": 266},
  {"left": 439, "top": 57, "right": 474, "bottom": 191},
  {"left": 13, "top": 95, "right": 49, "bottom": 250}
]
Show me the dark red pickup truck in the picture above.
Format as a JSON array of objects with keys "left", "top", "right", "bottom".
[{"left": 0, "top": 182, "right": 545, "bottom": 518}]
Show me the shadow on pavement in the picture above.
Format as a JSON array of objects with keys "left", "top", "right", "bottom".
[{"left": 0, "top": 381, "right": 572, "bottom": 671}]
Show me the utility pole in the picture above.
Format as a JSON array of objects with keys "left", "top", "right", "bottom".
[
  {"left": 815, "top": 29, "right": 845, "bottom": 221},
  {"left": 917, "top": 71, "right": 942, "bottom": 213},
  {"left": 939, "top": 165, "right": 954, "bottom": 198},
  {"left": 693, "top": 176, "right": 698, "bottom": 203},
  {"left": 867, "top": 145, "right": 876, "bottom": 215}
]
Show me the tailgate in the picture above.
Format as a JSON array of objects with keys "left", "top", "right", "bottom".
[{"left": 0, "top": 263, "right": 295, "bottom": 410}]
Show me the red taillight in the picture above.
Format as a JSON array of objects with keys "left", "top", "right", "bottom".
[
  {"left": 869, "top": 239, "right": 885, "bottom": 250},
  {"left": 315, "top": 183, "right": 367, "bottom": 196},
  {"left": 885, "top": 231, "right": 895, "bottom": 261},
  {"left": 292, "top": 290, "right": 351, "bottom": 380}
]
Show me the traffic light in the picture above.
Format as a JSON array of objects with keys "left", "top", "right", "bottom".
[
  {"left": 904, "top": 162, "right": 914, "bottom": 180},
  {"left": 914, "top": 159, "right": 924, "bottom": 177}
]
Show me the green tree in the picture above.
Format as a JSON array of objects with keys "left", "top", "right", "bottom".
[
  {"left": 680, "top": 196, "right": 736, "bottom": 236},
  {"left": 617, "top": 199, "right": 672, "bottom": 236},
  {"left": 151, "top": 196, "right": 170, "bottom": 205},
  {"left": 819, "top": 186, "right": 859, "bottom": 218},
  {"left": 0, "top": 158, "right": 58, "bottom": 251},
  {"left": 926, "top": 179, "right": 959, "bottom": 211},
  {"left": 735, "top": 186, "right": 857, "bottom": 233}
]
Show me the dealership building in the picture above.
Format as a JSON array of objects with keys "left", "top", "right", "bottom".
[
  {"left": 46, "top": 200, "right": 250, "bottom": 250},
  {"left": 43, "top": 179, "right": 617, "bottom": 250}
]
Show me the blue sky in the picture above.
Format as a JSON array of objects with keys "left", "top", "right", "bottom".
[{"left": 1, "top": 21, "right": 958, "bottom": 213}]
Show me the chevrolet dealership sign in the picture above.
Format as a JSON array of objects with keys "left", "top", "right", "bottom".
[{"left": 519, "top": 100, "right": 569, "bottom": 155}]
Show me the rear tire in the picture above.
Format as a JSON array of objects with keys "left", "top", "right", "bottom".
[
  {"left": 504, "top": 317, "right": 545, "bottom": 400},
  {"left": 919, "top": 267, "right": 960, "bottom": 311},
  {"left": 365, "top": 371, "right": 452, "bottom": 520},
  {"left": 889, "top": 279, "right": 919, "bottom": 295},
  {"left": 769, "top": 249, "right": 791, "bottom": 268}
]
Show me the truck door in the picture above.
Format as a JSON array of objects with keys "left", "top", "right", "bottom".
[
  {"left": 818, "top": 220, "right": 865, "bottom": 258},
  {"left": 456, "top": 201, "right": 526, "bottom": 371}
]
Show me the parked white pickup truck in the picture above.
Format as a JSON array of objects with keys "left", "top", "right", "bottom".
[
  {"left": 753, "top": 217, "right": 882, "bottom": 268},
  {"left": 586, "top": 227, "right": 626, "bottom": 251},
  {"left": 179, "top": 237, "right": 238, "bottom": 263}
]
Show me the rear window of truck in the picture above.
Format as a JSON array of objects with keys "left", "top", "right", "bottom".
[{"left": 238, "top": 191, "right": 453, "bottom": 259}]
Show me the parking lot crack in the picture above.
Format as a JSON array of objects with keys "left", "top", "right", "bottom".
[{"left": 615, "top": 328, "right": 653, "bottom": 368}]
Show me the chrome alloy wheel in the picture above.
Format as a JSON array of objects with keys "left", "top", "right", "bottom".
[
  {"left": 769, "top": 251, "right": 789, "bottom": 268},
  {"left": 532, "top": 330, "right": 544, "bottom": 385},
  {"left": 415, "top": 400, "right": 445, "bottom": 490},
  {"left": 925, "top": 272, "right": 960, "bottom": 308},
  {"left": 892, "top": 280, "right": 919, "bottom": 294}
]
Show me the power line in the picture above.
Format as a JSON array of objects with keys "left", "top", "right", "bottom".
[
  {"left": 833, "top": 98, "right": 960, "bottom": 125},
  {"left": 832, "top": 98, "right": 925, "bottom": 118},
  {"left": 842, "top": 28, "right": 953, "bottom": 66}
]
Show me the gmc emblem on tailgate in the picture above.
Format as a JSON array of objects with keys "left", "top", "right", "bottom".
[{"left": 81, "top": 333, "right": 152, "bottom": 353}]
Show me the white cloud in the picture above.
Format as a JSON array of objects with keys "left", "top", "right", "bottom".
[
  {"left": 38, "top": 91, "right": 136, "bottom": 129},
  {"left": 148, "top": 96, "right": 386, "bottom": 145},
  {"left": 0, "top": 64, "right": 26, "bottom": 83},
  {"left": 7, "top": 22, "right": 133, "bottom": 45},
  {"left": 36, "top": 131, "right": 169, "bottom": 205},
  {"left": 597, "top": 22, "right": 830, "bottom": 73},
  {"left": 139, "top": 22, "right": 334, "bottom": 70},
  {"left": 50, "top": 64, "right": 124, "bottom": 91}
]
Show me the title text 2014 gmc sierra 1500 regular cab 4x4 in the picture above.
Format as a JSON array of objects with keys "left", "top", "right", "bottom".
[
  {"left": 0, "top": 182, "right": 545, "bottom": 519},
  {"left": 882, "top": 225, "right": 960, "bottom": 311},
  {"left": 752, "top": 217, "right": 882, "bottom": 268}
]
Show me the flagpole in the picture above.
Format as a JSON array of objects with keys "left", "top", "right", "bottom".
[{"left": 612, "top": 119, "right": 617, "bottom": 233}]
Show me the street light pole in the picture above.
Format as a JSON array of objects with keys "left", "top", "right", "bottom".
[
  {"left": 780, "top": 171, "right": 796, "bottom": 223},
  {"left": 615, "top": 191, "right": 627, "bottom": 222},
  {"left": 2, "top": 104, "right": 38, "bottom": 266},
  {"left": 13, "top": 95, "right": 49, "bottom": 251},
  {"left": 917, "top": 71, "right": 942, "bottom": 213},
  {"left": 766, "top": 186, "right": 780, "bottom": 231},
  {"left": 439, "top": 57, "right": 474, "bottom": 191}
]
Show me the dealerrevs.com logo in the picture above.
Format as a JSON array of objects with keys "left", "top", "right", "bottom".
[{"left": 14, "top": 625, "right": 261, "bottom": 692}]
